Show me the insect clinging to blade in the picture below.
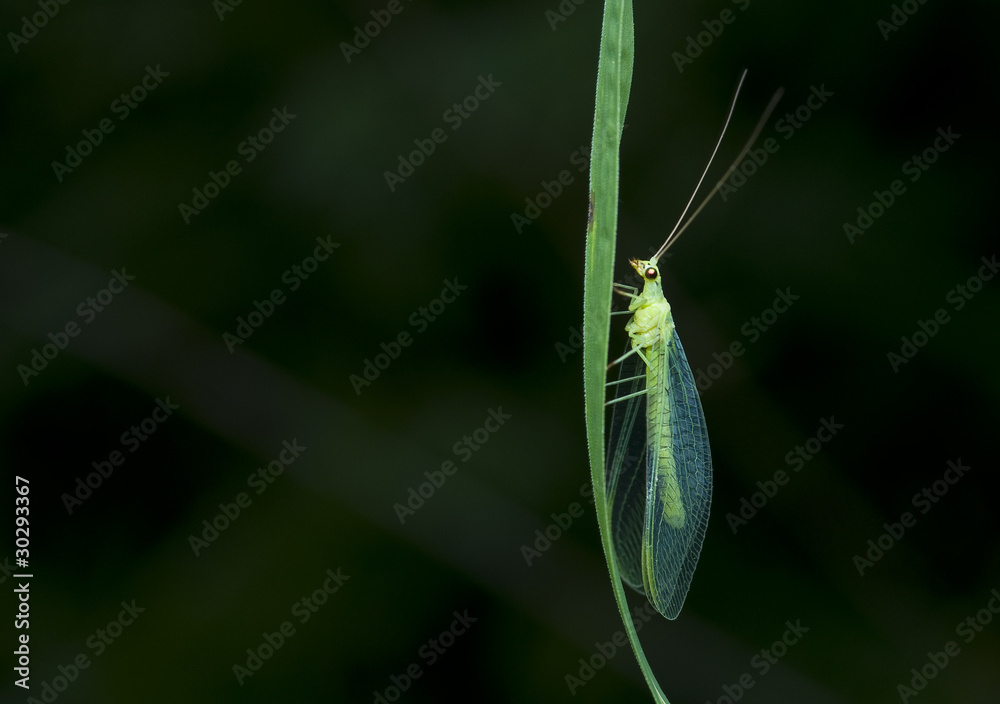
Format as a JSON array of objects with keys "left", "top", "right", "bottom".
[{"left": 605, "top": 71, "right": 783, "bottom": 619}]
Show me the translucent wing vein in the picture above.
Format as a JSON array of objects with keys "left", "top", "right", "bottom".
[
  {"left": 642, "top": 329, "right": 712, "bottom": 619},
  {"left": 605, "top": 347, "right": 647, "bottom": 591}
]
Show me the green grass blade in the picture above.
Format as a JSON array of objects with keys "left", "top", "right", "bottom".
[{"left": 582, "top": 2, "right": 671, "bottom": 702}]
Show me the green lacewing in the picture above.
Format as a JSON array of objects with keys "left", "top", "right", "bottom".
[{"left": 605, "top": 72, "right": 782, "bottom": 618}]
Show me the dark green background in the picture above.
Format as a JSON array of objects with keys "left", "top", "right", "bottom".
[{"left": 2, "top": 1, "right": 998, "bottom": 702}]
